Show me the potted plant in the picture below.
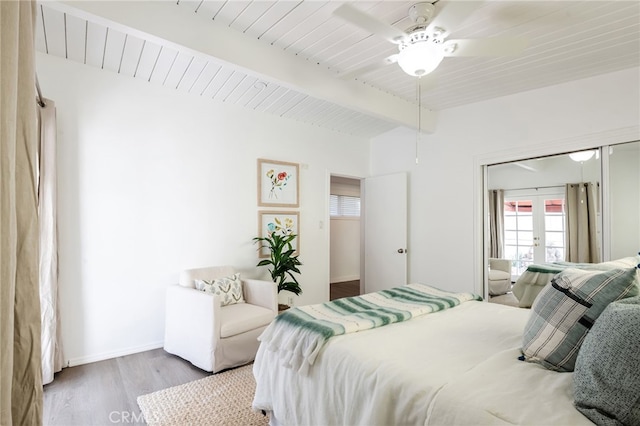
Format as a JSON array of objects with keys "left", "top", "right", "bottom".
[{"left": 253, "top": 233, "right": 302, "bottom": 311}]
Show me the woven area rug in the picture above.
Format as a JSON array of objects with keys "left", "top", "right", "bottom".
[{"left": 137, "top": 364, "right": 269, "bottom": 425}]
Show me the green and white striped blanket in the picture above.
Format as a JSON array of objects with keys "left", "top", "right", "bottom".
[
  {"left": 258, "top": 283, "right": 482, "bottom": 374},
  {"left": 513, "top": 255, "right": 640, "bottom": 308}
]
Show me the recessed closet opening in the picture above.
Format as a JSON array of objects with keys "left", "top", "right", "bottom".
[{"left": 329, "top": 175, "right": 362, "bottom": 300}]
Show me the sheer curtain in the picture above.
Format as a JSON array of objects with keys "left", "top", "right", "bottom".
[
  {"left": 39, "top": 98, "right": 62, "bottom": 385},
  {"left": 488, "top": 189, "right": 504, "bottom": 258},
  {"left": 0, "top": 1, "right": 44, "bottom": 423},
  {"left": 565, "top": 183, "right": 600, "bottom": 263}
]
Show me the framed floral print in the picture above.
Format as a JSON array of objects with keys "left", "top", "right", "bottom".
[
  {"left": 258, "top": 211, "right": 300, "bottom": 258},
  {"left": 257, "top": 159, "right": 299, "bottom": 207}
]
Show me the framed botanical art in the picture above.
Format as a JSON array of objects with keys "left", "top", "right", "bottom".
[
  {"left": 257, "top": 158, "right": 299, "bottom": 207},
  {"left": 258, "top": 211, "right": 300, "bottom": 258}
]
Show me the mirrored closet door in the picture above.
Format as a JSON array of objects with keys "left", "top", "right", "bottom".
[
  {"left": 484, "top": 139, "right": 639, "bottom": 297},
  {"left": 608, "top": 140, "right": 640, "bottom": 260}
]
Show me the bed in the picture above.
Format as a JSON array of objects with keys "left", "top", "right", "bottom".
[
  {"left": 512, "top": 255, "right": 640, "bottom": 308},
  {"left": 251, "top": 284, "right": 597, "bottom": 425}
]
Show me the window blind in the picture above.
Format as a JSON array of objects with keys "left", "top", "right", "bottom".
[{"left": 330, "top": 194, "right": 360, "bottom": 217}]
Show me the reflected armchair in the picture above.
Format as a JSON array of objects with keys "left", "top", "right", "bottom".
[
  {"left": 488, "top": 258, "right": 512, "bottom": 296},
  {"left": 164, "top": 266, "right": 277, "bottom": 372}
]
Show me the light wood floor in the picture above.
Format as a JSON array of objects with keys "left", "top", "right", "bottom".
[
  {"left": 45, "top": 286, "right": 360, "bottom": 425},
  {"left": 330, "top": 280, "right": 360, "bottom": 300},
  {"left": 43, "top": 348, "right": 209, "bottom": 425}
]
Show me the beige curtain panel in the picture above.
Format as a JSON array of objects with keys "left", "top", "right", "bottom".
[
  {"left": 1, "top": 1, "right": 44, "bottom": 424},
  {"left": 488, "top": 189, "right": 504, "bottom": 259},
  {"left": 565, "top": 182, "right": 600, "bottom": 263}
]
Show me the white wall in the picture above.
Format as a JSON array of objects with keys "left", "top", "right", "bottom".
[
  {"left": 370, "top": 67, "right": 640, "bottom": 295},
  {"left": 37, "top": 53, "right": 370, "bottom": 366},
  {"left": 330, "top": 218, "right": 360, "bottom": 283}
]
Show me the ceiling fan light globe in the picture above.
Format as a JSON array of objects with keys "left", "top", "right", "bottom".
[
  {"left": 569, "top": 150, "right": 596, "bottom": 162},
  {"left": 397, "top": 41, "right": 444, "bottom": 77}
]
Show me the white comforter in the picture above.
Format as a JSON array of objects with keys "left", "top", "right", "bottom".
[{"left": 252, "top": 300, "right": 592, "bottom": 425}]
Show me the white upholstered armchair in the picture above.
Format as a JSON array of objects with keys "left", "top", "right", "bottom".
[
  {"left": 164, "top": 266, "right": 277, "bottom": 373},
  {"left": 488, "top": 258, "right": 512, "bottom": 296}
]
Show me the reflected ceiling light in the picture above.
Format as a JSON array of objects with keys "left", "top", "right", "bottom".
[
  {"left": 397, "top": 31, "right": 444, "bottom": 77},
  {"left": 569, "top": 150, "right": 596, "bottom": 162}
]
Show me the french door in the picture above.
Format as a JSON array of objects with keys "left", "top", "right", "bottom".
[{"left": 503, "top": 189, "right": 565, "bottom": 277}]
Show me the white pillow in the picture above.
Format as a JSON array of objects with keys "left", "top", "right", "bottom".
[{"left": 195, "top": 273, "right": 245, "bottom": 306}]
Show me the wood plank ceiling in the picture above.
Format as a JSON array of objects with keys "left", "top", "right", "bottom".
[{"left": 35, "top": 1, "right": 640, "bottom": 138}]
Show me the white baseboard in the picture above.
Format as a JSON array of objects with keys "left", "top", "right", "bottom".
[
  {"left": 65, "top": 340, "right": 164, "bottom": 367},
  {"left": 330, "top": 275, "right": 360, "bottom": 284}
]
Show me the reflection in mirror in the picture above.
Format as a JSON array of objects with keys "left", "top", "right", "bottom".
[
  {"left": 486, "top": 141, "right": 640, "bottom": 308},
  {"left": 608, "top": 140, "right": 640, "bottom": 259},
  {"left": 488, "top": 151, "right": 602, "bottom": 275},
  {"left": 486, "top": 150, "right": 602, "bottom": 305}
]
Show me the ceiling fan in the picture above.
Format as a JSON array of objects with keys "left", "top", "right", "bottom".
[{"left": 334, "top": 1, "right": 528, "bottom": 78}]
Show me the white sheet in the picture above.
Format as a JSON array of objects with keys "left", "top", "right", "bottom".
[
  {"left": 252, "top": 300, "right": 592, "bottom": 425},
  {"left": 258, "top": 284, "right": 479, "bottom": 374}
]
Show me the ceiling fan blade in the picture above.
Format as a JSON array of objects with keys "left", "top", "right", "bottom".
[
  {"left": 333, "top": 3, "right": 407, "bottom": 44},
  {"left": 427, "top": 1, "right": 484, "bottom": 37},
  {"left": 339, "top": 54, "right": 398, "bottom": 80},
  {"left": 442, "top": 38, "right": 528, "bottom": 57}
]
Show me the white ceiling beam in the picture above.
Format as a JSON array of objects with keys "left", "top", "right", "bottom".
[{"left": 51, "top": 0, "right": 436, "bottom": 133}]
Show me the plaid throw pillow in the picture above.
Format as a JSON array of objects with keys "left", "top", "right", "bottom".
[
  {"left": 195, "top": 273, "right": 245, "bottom": 307},
  {"left": 521, "top": 267, "right": 639, "bottom": 372}
]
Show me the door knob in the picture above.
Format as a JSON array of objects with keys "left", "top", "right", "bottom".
[{"left": 397, "top": 248, "right": 406, "bottom": 253}]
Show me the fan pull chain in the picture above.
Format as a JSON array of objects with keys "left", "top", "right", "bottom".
[{"left": 416, "top": 76, "right": 421, "bottom": 165}]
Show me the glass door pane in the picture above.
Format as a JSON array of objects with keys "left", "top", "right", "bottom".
[
  {"left": 503, "top": 194, "right": 565, "bottom": 277},
  {"left": 543, "top": 198, "right": 565, "bottom": 262},
  {"left": 504, "top": 200, "right": 534, "bottom": 276}
]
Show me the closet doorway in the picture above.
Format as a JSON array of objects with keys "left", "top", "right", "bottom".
[{"left": 329, "top": 175, "right": 361, "bottom": 300}]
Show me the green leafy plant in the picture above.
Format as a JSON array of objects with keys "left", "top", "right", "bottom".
[{"left": 253, "top": 233, "right": 302, "bottom": 296}]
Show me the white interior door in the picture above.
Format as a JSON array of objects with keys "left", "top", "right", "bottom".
[{"left": 363, "top": 172, "right": 407, "bottom": 293}]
